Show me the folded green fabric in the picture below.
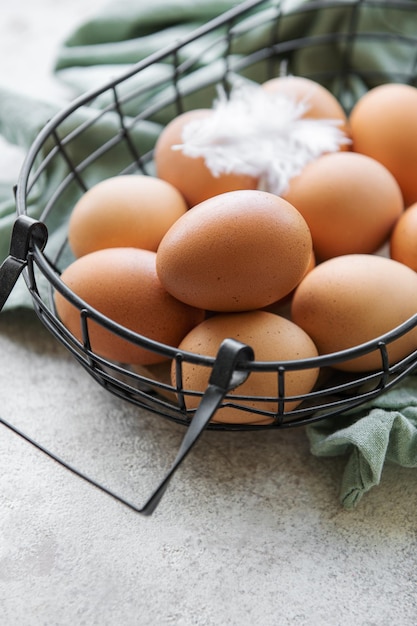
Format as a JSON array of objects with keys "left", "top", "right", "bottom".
[
  {"left": 1, "top": 0, "right": 417, "bottom": 507},
  {"left": 307, "top": 375, "right": 417, "bottom": 508}
]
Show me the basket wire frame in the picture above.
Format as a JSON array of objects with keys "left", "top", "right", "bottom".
[{"left": 1, "top": 0, "right": 417, "bottom": 513}]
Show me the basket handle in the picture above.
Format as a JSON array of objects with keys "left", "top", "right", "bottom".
[
  {"left": 0, "top": 215, "right": 48, "bottom": 311},
  {"left": 0, "top": 331, "right": 254, "bottom": 515},
  {"left": 140, "top": 338, "right": 254, "bottom": 514}
]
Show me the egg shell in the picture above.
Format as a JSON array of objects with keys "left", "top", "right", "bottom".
[
  {"left": 283, "top": 151, "right": 404, "bottom": 261},
  {"left": 262, "top": 75, "right": 350, "bottom": 140},
  {"left": 291, "top": 254, "right": 417, "bottom": 372},
  {"left": 349, "top": 83, "right": 417, "bottom": 207},
  {"left": 68, "top": 175, "right": 188, "bottom": 258},
  {"left": 173, "top": 310, "right": 319, "bottom": 424},
  {"left": 390, "top": 202, "right": 417, "bottom": 271},
  {"left": 156, "top": 189, "right": 313, "bottom": 312},
  {"left": 54, "top": 247, "right": 205, "bottom": 365},
  {"left": 154, "top": 108, "right": 258, "bottom": 207}
]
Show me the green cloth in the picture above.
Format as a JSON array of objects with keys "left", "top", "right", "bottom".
[
  {"left": 1, "top": 0, "right": 417, "bottom": 506},
  {"left": 307, "top": 374, "right": 417, "bottom": 508}
]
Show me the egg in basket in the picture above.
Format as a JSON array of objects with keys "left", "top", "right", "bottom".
[{"left": 1, "top": 0, "right": 417, "bottom": 514}]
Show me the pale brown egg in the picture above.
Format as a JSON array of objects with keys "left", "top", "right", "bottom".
[
  {"left": 390, "top": 202, "right": 417, "bottom": 272},
  {"left": 283, "top": 151, "right": 404, "bottom": 261},
  {"left": 262, "top": 75, "right": 350, "bottom": 139},
  {"left": 173, "top": 310, "right": 319, "bottom": 424},
  {"left": 153, "top": 108, "right": 259, "bottom": 207},
  {"left": 54, "top": 247, "right": 205, "bottom": 365},
  {"left": 349, "top": 83, "right": 417, "bottom": 207},
  {"left": 291, "top": 254, "right": 417, "bottom": 372},
  {"left": 68, "top": 175, "right": 188, "bottom": 258},
  {"left": 156, "top": 189, "right": 313, "bottom": 312}
]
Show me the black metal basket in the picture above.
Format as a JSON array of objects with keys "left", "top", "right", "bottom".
[{"left": 2, "top": 0, "right": 417, "bottom": 513}]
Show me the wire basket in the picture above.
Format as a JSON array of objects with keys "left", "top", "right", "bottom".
[{"left": 1, "top": 0, "right": 417, "bottom": 513}]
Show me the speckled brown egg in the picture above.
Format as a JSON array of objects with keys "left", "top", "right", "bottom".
[
  {"left": 283, "top": 151, "right": 404, "bottom": 261},
  {"left": 156, "top": 189, "right": 313, "bottom": 312},
  {"left": 54, "top": 247, "right": 205, "bottom": 365},
  {"left": 68, "top": 174, "right": 188, "bottom": 258},
  {"left": 291, "top": 254, "right": 417, "bottom": 372},
  {"left": 350, "top": 83, "right": 417, "bottom": 207},
  {"left": 172, "top": 310, "right": 319, "bottom": 424}
]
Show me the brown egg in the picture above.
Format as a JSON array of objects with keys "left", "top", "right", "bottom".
[
  {"left": 68, "top": 175, "right": 188, "bottom": 258},
  {"left": 283, "top": 152, "right": 404, "bottom": 261},
  {"left": 173, "top": 310, "right": 319, "bottom": 424},
  {"left": 262, "top": 75, "right": 350, "bottom": 139},
  {"left": 390, "top": 202, "right": 417, "bottom": 272},
  {"left": 349, "top": 83, "right": 417, "bottom": 207},
  {"left": 154, "top": 108, "right": 259, "bottom": 207},
  {"left": 156, "top": 189, "right": 313, "bottom": 312},
  {"left": 54, "top": 248, "right": 205, "bottom": 365},
  {"left": 291, "top": 254, "right": 417, "bottom": 372}
]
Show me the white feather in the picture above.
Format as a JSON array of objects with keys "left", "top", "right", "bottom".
[{"left": 173, "top": 79, "right": 350, "bottom": 196}]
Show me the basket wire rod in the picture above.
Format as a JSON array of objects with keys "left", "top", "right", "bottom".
[
  {"left": 80, "top": 309, "right": 95, "bottom": 369},
  {"left": 220, "top": 15, "right": 238, "bottom": 96},
  {"left": 51, "top": 129, "right": 87, "bottom": 194},
  {"left": 171, "top": 48, "right": 185, "bottom": 117},
  {"left": 111, "top": 85, "right": 147, "bottom": 175},
  {"left": 277, "top": 366, "right": 286, "bottom": 421},
  {"left": 378, "top": 341, "right": 391, "bottom": 387},
  {"left": 173, "top": 353, "right": 187, "bottom": 412},
  {"left": 266, "top": 1, "right": 285, "bottom": 80},
  {"left": 332, "top": 0, "right": 364, "bottom": 104}
]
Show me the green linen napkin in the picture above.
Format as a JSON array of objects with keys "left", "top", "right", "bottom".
[
  {"left": 1, "top": 0, "right": 417, "bottom": 507},
  {"left": 306, "top": 375, "right": 417, "bottom": 508}
]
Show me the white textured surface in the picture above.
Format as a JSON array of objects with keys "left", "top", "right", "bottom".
[{"left": 1, "top": 2, "right": 417, "bottom": 625}]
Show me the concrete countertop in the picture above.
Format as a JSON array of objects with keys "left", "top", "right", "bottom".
[{"left": 0, "top": 2, "right": 416, "bottom": 625}]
